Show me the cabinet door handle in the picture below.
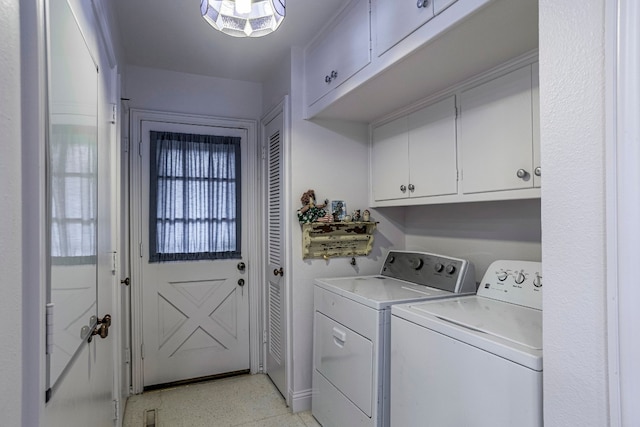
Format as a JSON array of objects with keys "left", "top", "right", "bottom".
[
  {"left": 400, "top": 185, "right": 407, "bottom": 192},
  {"left": 408, "top": 183, "right": 415, "bottom": 192},
  {"left": 417, "top": 0, "right": 428, "bottom": 8},
  {"left": 330, "top": 70, "right": 338, "bottom": 80},
  {"left": 516, "top": 169, "right": 529, "bottom": 179},
  {"left": 534, "top": 167, "right": 541, "bottom": 177},
  {"left": 325, "top": 75, "right": 331, "bottom": 83}
]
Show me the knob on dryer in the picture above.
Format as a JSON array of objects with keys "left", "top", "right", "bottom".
[
  {"left": 409, "top": 258, "right": 424, "bottom": 270},
  {"left": 445, "top": 264, "right": 456, "bottom": 274}
]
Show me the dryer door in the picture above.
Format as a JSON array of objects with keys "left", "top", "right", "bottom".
[{"left": 314, "top": 312, "right": 374, "bottom": 416}]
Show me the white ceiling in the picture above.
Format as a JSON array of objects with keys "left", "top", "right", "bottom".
[{"left": 112, "top": 0, "right": 345, "bottom": 82}]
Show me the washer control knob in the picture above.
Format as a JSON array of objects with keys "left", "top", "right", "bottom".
[
  {"left": 388, "top": 256, "right": 396, "bottom": 264},
  {"left": 434, "top": 263, "right": 444, "bottom": 273},
  {"left": 497, "top": 270, "right": 508, "bottom": 281},
  {"left": 515, "top": 270, "right": 526, "bottom": 284},
  {"left": 445, "top": 264, "right": 456, "bottom": 275},
  {"left": 533, "top": 273, "right": 542, "bottom": 288},
  {"left": 409, "top": 258, "right": 424, "bottom": 270}
]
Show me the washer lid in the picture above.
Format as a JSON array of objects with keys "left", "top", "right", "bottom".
[
  {"left": 392, "top": 295, "right": 542, "bottom": 370},
  {"left": 314, "top": 275, "right": 457, "bottom": 310}
]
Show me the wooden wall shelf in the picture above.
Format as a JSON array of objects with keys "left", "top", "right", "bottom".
[{"left": 301, "top": 221, "right": 377, "bottom": 259}]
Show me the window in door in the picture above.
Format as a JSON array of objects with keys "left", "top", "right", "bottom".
[{"left": 148, "top": 131, "right": 241, "bottom": 262}]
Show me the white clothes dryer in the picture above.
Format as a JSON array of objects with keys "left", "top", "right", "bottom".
[
  {"left": 391, "top": 260, "right": 543, "bottom": 427},
  {"left": 312, "top": 250, "right": 477, "bottom": 427}
]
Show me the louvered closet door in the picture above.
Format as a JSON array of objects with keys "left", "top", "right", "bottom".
[{"left": 265, "top": 111, "right": 287, "bottom": 398}]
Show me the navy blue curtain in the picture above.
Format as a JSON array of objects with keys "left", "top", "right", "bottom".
[{"left": 149, "top": 131, "right": 241, "bottom": 262}]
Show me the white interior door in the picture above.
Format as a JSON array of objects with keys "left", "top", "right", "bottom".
[
  {"left": 264, "top": 110, "right": 287, "bottom": 398},
  {"left": 139, "top": 120, "right": 249, "bottom": 387}
]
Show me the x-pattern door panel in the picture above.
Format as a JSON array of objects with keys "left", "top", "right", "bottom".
[{"left": 139, "top": 120, "right": 249, "bottom": 387}]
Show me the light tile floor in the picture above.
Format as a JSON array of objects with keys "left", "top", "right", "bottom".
[{"left": 122, "top": 374, "right": 321, "bottom": 427}]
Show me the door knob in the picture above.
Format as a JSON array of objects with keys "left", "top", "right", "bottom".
[
  {"left": 237, "top": 262, "right": 246, "bottom": 272},
  {"left": 273, "top": 267, "right": 284, "bottom": 276},
  {"left": 88, "top": 314, "right": 111, "bottom": 342},
  {"left": 237, "top": 278, "right": 245, "bottom": 287}
]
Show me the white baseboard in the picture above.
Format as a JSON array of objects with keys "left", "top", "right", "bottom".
[{"left": 289, "top": 388, "right": 312, "bottom": 413}]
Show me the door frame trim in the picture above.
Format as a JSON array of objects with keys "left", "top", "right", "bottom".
[
  {"left": 260, "top": 96, "right": 291, "bottom": 404},
  {"left": 128, "top": 109, "right": 260, "bottom": 393}
]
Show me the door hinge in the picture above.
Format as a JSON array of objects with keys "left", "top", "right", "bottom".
[
  {"left": 455, "top": 105, "right": 459, "bottom": 119},
  {"left": 110, "top": 104, "right": 117, "bottom": 124},
  {"left": 122, "top": 137, "right": 129, "bottom": 153},
  {"left": 141, "top": 343, "right": 145, "bottom": 360},
  {"left": 113, "top": 399, "right": 120, "bottom": 421},
  {"left": 138, "top": 141, "right": 142, "bottom": 157},
  {"left": 263, "top": 330, "right": 267, "bottom": 344},
  {"left": 111, "top": 251, "right": 117, "bottom": 274},
  {"left": 261, "top": 145, "right": 266, "bottom": 160},
  {"left": 124, "top": 347, "right": 131, "bottom": 364},
  {"left": 46, "top": 303, "right": 55, "bottom": 355},
  {"left": 139, "top": 242, "right": 143, "bottom": 258}
]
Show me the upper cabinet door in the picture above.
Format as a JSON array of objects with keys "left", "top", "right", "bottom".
[
  {"left": 433, "top": 0, "right": 458, "bottom": 15},
  {"left": 371, "top": 116, "right": 409, "bottom": 201},
  {"left": 374, "top": 0, "right": 435, "bottom": 56},
  {"left": 458, "top": 65, "right": 534, "bottom": 194},
  {"left": 305, "top": 0, "right": 371, "bottom": 107},
  {"left": 532, "top": 62, "right": 541, "bottom": 188},
  {"left": 408, "top": 96, "right": 458, "bottom": 198}
]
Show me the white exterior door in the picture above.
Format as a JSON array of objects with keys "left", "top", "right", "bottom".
[
  {"left": 139, "top": 120, "right": 250, "bottom": 387},
  {"left": 264, "top": 110, "right": 287, "bottom": 398}
]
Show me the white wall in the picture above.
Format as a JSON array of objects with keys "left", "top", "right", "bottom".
[
  {"left": 262, "top": 52, "right": 291, "bottom": 114},
  {"left": 540, "top": 1, "right": 609, "bottom": 425},
  {"left": 275, "top": 47, "right": 405, "bottom": 411},
  {"left": 404, "top": 199, "right": 542, "bottom": 282},
  {"left": 124, "top": 65, "right": 262, "bottom": 120},
  {"left": 0, "top": 1, "right": 24, "bottom": 425}
]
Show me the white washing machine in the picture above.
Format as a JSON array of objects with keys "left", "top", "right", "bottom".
[
  {"left": 312, "top": 250, "right": 477, "bottom": 427},
  {"left": 391, "top": 260, "right": 543, "bottom": 427}
]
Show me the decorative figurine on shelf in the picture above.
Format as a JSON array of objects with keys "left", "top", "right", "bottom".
[
  {"left": 297, "top": 189, "right": 330, "bottom": 224},
  {"left": 362, "top": 209, "right": 371, "bottom": 222},
  {"left": 352, "top": 209, "right": 361, "bottom": 222}
]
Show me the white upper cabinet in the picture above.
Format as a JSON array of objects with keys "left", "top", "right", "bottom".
[
  {"left": 372, "top": 96, "right": 457, "bottom": 202},
  {"left": 372, "top": 116, "right": 409, "bottom": 201},
  {"left": 374, "top": 0, "right": 459, "bottom": 56},
  {"left": 304, "top": 0, "right": 371, "bottom": 107},
  {"left": 375, "top": 0, "right": 434, "bottom": 56},
  {"left": 532, "top": 62, "right": 541, "bottom": 188},
  {"left": 370, "top": 58, "right": 540, "bottom": 207},
  {"left": 458, "top": 65, "right": 534, "bottom": 194},
  {"left": 433, "top": 0, "right": 458, "bottom": 14}
]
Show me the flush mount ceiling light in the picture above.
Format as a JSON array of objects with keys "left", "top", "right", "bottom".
[{"left": 201, "top": 0, "right": 286, "bottom": 38}]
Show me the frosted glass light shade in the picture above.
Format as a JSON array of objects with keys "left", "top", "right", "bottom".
[{"left": 201, "top": 0, "right": 286, "bottom": 38}]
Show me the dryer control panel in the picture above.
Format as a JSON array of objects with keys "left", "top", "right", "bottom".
[
  {"left": 477, "top": 260, "right": 542, "bottom": 310},
  {"left": 380, "top": 251, "right": 476, "bottom": 294}
]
